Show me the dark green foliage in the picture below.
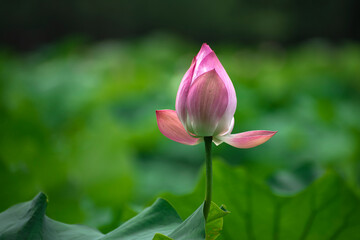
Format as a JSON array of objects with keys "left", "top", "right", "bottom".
[{"left": 1, "top": 0, "right": 359, "bottom": 50}]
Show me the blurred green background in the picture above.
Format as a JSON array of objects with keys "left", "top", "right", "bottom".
[{"left": 0, "top": 0, "right": 360, "bottom": 234}]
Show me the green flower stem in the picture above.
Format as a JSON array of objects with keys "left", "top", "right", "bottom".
[{"left": 203, "top": 136, "right": 213, "bottom": 221}]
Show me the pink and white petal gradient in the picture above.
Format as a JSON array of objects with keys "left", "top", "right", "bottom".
[
  {"left": 192, "top": 44, "right": 237, "bottom": 136},
  {"left": 175, "top": 44, "right": 236, "bottom": 136},
  {"left": 185, "top": 70, "right": 228, "bottom": 136},
  {"left": 218, "top": 130, "right": 277, "bottom": 149},
  {"left": 156, "top": 110, "right": 201, "bottom": 145}
]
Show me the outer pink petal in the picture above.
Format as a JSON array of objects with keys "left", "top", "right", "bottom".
[
  {"left": 156, "top": 110, "right": 200, "bottom": 145},
  {"left": 219, "top": 130, "right": 277, "bottom": 149},
  {"left": 185, "top": 70, "right": 228, "bottom": 136},
  {"left": 175, "top": 59, "right": 196, "bottom": 125}
]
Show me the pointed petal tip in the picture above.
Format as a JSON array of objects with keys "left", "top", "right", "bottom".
[
  {"left": 156, "top": 109, "right": 200, "bottom": 146},
  {"left": 219, "top": 130, "right": 277, "bottom": 149},
  {"left": 201, "top": 43, "right": 211, "bottom": 50},
  {"left": 263, "top": 130, "right": 278, "bottom": 136},
  {"left": 201, "top": 43, "right": 211, "bottom": 49},
  {"left": 196, "top": 43, "right": 213, "bottom": 60},
  {"left": 267, "top": 130, "right": 278, "bottom": 138}
]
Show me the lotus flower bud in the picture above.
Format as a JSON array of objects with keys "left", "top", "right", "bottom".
[
  {"left": 175, "top": 44, "right": 237, "bottom": 137},
  {"left": 156, "top": 44, "right": 276, "bottom": 148}
]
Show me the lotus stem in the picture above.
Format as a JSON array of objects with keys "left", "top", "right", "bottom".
[{"left": 203, "top": 136, "right": 213, "bottom": 221}]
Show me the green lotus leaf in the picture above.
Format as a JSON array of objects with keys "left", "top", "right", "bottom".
[
  {"left": 0, "top": 192, "right": 226, "bottom": 240},
  {"left": 163, "top": 160, "right": 360, "bottom": 240}
]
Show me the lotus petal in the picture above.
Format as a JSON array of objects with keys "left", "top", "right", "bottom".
[
  {"left": 185, "top": 70, "right": 228, "bottom": 136},
  {"left": 156, "top": 110, "right": 200, "bottom": 145},
  {"left": 175, "top": 59, "right": 196, "bottom": 125},
  {"left": 219, "top": 130, "right": 277, "bottom": 148},
  {"left": 193, "top": 46, "right": 237, "bottom": 136}
]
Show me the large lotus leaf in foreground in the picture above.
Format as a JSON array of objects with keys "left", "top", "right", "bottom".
[
  {"left": 0, "top": 193, "right": 227, "bottom": 240},
  {"left": 163, "top": 160, "right": 360, "bottom": 240}
]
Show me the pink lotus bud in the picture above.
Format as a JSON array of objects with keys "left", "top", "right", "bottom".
[
  {"left": 156, "top": 44, "right": 276, "bottom": 148},
  {"left": 175, "top": 44, "right": 237, "bottom": 137}
]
